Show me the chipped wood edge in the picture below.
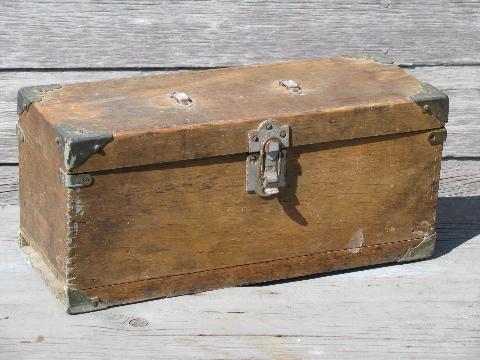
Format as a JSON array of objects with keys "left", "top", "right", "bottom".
[
  {"left": 397, "top": 233, "right": 436, "bottom": 262},
  {"left": 19, "top": 234, "right": 66, "bottom": 302}
]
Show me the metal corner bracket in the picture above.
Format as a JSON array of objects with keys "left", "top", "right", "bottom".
[
  {"left": 58, "top": 169, "right": 93, "bottom": 189},
  {"left": 65, "top": 287, "right": 107, "bottom": 314},
  {"left": 397, "top": 233, "right": 436, "bottom": 263},
  {"left": 409, "top": 82, "right": 449, "bottom": 124},
  {"left": 17, "top": 84, "right": 62, "bottom": 116},
  {"left": 54, "top": 124, "right": 113, "bottom": 171}
]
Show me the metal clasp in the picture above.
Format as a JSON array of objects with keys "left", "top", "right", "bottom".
[{"left": 246, "top": 120, "right": 289, "bottom": 197}]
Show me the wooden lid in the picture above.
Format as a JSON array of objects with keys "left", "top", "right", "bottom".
[{"left": 22, "top": 57, "right": 447, "bottom": 173}]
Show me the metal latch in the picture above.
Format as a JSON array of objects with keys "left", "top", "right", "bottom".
[{"left": 246, "top": 120, "right": 290, "bottom": 197}]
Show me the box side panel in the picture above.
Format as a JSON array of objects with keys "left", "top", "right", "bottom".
[
  {"left": 18, "top": 108, "right": 69, "bottom": 285},
  {"left": 76, "top": 236, "right": 430, "bottom": 313},
  {"left": 68, "top": 129, "right": 443, "bottom": 290}
]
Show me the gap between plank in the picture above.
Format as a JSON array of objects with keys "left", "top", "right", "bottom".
[
  {"left": 75, "top": 237, "right": 425, "bottom": 292},
  {"left": 0, "top": 62, "right": 479, "bottom": 72},
  {"left": 0, "top": 66, "right": 223, "bottom": 73},
  {"left": 2, "top": 158, "right": 480, "bottom": 167}
]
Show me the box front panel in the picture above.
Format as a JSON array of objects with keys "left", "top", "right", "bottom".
[{"left": 68, "top": 130, "right": 442, "bottom": 289}]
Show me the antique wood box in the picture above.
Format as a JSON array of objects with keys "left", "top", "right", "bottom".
[{"left": 17, "top": 57, "right": 448, "bottom": 314}]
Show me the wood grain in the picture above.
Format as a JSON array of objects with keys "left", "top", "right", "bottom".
[
  {"left": 0, "top": 165, "right": 17, "bottom": 207},
  {"left": 30, "top": 58, "right": 444, "bottom": 173},
  {"left": 66, "top": 130, "right": 442, "bottom": 291},
  {"left": 18, "top": 108, "right": 69, "bottom": 282},
  {"left": 0, "top": 1, "right": 478, "bottom": 68},
  {"left": 0, "top": 66, "right": 477, "bottom": 164},
  {"left": 0, "top": 159, "right": 479, "bottom": 358},
  {"left": 3, "top": 158, "right": 477, "bottom": 207},
  {"left": 70, "top": 237, "right": 428, "bottom": 310}
]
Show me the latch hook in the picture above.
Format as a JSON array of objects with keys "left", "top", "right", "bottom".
[{"left": 246, "top": 120, "right": 289, "bottom": 197}]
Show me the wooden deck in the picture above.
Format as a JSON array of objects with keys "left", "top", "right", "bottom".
[{"left": 0, "top": 1, "right": 479, "bottom": 358}]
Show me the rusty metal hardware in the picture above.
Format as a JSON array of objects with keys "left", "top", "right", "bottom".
[
  {"left": 17, "top": 84, "right": 62, "bottom": 116},
  {"left": 58, "top": 169, "right": 93, "bottom": 189},
  {"left": 428, "top": 128, "right": 447, "bottom": 145},
  {"left": 246, "top": 120, "right": 289, "bottom": 197},
  {"left": 409, "top": 82, "right": 449, "bottom": 123}
]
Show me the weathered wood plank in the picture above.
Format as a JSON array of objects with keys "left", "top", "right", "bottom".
[
  {"left": 0, "top": 66, "right": 479, "bottom": 163},
  {"left": 0, "top": 160, "right": 479, "bottom": 359},
  {"left": 0, "top": 1, "right": 479, "bottom": 68},
  {"left": 0, "top": 166, "right": 18, "bottom": 207},
  {"left": 2, "top": 158, "right": 478, "bottom": 207}
]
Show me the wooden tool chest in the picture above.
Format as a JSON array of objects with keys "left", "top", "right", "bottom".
[{"left": 17, "top": 57, "right": 448, "bottom": 313}]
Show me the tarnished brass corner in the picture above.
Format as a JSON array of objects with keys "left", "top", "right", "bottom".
[
  {"left": 409, "top": 83, "right": 449, "bottom": 123},
  {"left": 54, "top": 124, "right": 113, "bottom": 171},
  {"left": 58, "top": 169, "right": 93, "bottom": 189},
  {"left": 65, "top": 287, "right": 107, "bottom": 314},
  {"left": 428, "top": 128, "right": 447, "bottom": 145},
  {"left": 398, "top": 233, "right": 436, "bottom": 263},
  {"left": 17, "top": 84, "right": 62, "bottom": 115}
]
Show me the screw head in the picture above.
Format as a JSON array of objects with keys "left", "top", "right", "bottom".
[
  {"left": 252, "top": 135, "right": 259, "bottom": 142},
  {"left": 280, "top": 130, "right": 287, "bottom": 138},
  {"left": 266, "top": 123, "right": 273, "bottom": 130},
  {"left": 94, "top": 144, "right": 101, "bottom": 152},
  {"left": 91, "top": 298, "right": 99, "bottom": 307},
  {"left": 80, "top": 176, "right": 91, "bottom": 185},
  {"left": 423, "top": 104, "right": 431, "bottom": 113},
  {"left": 250, "top": 155, "right": 257, "bottom": 163}
]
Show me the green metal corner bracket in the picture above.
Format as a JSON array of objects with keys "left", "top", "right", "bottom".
[
  {"left": 65, "top": 287, "right": 107, "bottom": 314},
  {"left": 17, "top": 84, "right": 62, "bottom": 115},
  {"left": 398, "top": 233, "right": 436, "bottom": 263},
  {"left": 409, "top": 82, "right": 449, "bottom": 124},
  {"left": 54, "top": 124, "right": 113, "bottom": 171}
]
